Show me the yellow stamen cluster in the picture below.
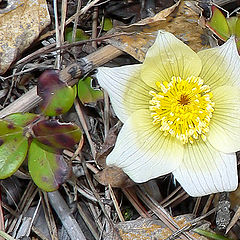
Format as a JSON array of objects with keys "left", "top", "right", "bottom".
[{"left": 149, "top": 76, "right": 215, "bottom": 144}]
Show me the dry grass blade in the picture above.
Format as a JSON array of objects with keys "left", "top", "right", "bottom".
[
  {"left": 201, "top": 194, "right": 215, "bottom": 215},
  {"left": 7, "top": 182, "right": 37, "bottom": 235},
  {"left": 66, "top": 0, "right": 103, "bottom": 25},
  {"left": 53, "top": 0, "right": 61, "bottom": 70},
  {"left": 77, "top": 202, "right": 100, "bottom": 240},
  {"left": 122, "top": 187, "right": 151, "bottom": 218},
  {"left": 226, "top": 206, "right": 240, "bottom": 234},
  {"left": 0, "top": 194, "right": 4, "bottom": 240},
  {"left": 41, "top": 191, "right": 58, "bottom": 240},
  {"left": 136, "top": 187, "right": 197, "bottom": 240},
  {"left": 74, "top": 99, "right": 97, "bottom": 158},
  {"left": 109, "top": 184, "right": 125, "bottom": 222}
]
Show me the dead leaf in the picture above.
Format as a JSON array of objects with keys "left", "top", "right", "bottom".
[
  {"left": 94, "top": 166, "right": 134, "bottom": 188},
  {"left": 106, "top": 1, "right": 210, "bottom": 62},
  {"left": 96, "top": 122, "right": 122, "bottom": 167},
  {"left": 0, "top": 0, "right": 50, "bottom": 74},
  {"left": 105, "top": 215, "right": 210, "bottom": 240}
]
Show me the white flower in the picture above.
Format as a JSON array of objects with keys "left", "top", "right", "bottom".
[{"left": 96, "top": 31, "right": 240, "bottom": 197}]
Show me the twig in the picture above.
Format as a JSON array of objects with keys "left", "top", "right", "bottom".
[
  {"left": 81, "top": 156, "right": 121, "bottom": 239},
  {"left": 53, "top": 0, "right": 61, "bottom": 69},
  {"left": 103, "top": 90, "right": 110, "bottom": 139},
  {"left": 162, "top": 190, "right": 187, "bottom": 208},
  {"left": 226, "top": 206, "right": 240, "bottom": 234},
  {"left": 47, "top": 191, "right": 87, "bottom": 240},
  {"left": 7, "top": 182, "right": 37, "bottom": 234},
  {"left": 136, "top": 187, "right": 195, "bottom": 240},
  {"left": 0, "top": 188, "right": 5, "bottom": 240},
  {"left": 109, "top": 185, "right": 124, "bottom": 222},
  {"left": 66, "top": 0, "right": 102, "bottom": 25},
  {"left": 92, "top": 6, "right": 98, "bottom": 49},
  {"left": 201, "top": 194, "right": 214, "bottom": 215},
  {"left": 160, "top": 186, "right": 182, "bottom": 205},
  {"left": 122, "top": 187, "right": 151, "bottom": 218},
  {"left": 72, "top": 0, "right": 82, "bottom": 55},
  {"left": 192, "top": 197, "right": 201, "bottom": 216},
  {"left": 41, "top": 191, "right": 58, "bottom": 240},
  {"left": 77, "top": 203, "right": 100, "bottom": 240},
  {"left": 0, "top": 231, "right": 15, "bottom": 240},
  {"left": 74, "top": 99, "right": 96, "bottom": 159}
]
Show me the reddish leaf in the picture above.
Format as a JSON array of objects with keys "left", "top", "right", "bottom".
[
  {"left": 32, "top": 119, "right": 82, "bottom": 151},
  {"left": 38, "top": 70, "right": 75, "bottom": 116},
  {"left": 28, "top": 140, "right": 71, "bottom": 191}
]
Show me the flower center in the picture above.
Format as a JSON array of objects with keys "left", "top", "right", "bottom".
[{"left": 149, "top": 76, "right": 215, "bottom": 144}]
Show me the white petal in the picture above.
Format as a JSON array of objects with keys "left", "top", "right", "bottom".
[
  {"left": 107, "top": 109, "right": 183, "bottom": 183},
  {"left": 173, "top": 140, "right": 238, "bottom": 197},
  {"left": 96, "top": 65, "right": 152, "bottom": 122},
  {"left": 141, "top": 31, "right": 202, "bottom": 89},
  {"left": 198, "top": 37, "right": 240, "bottom": 90},
  {"left": 208, "top": 85, "right": 240, "bottom": 153}
]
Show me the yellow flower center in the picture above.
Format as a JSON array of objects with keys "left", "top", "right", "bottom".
[{"left": 149, "top": 76, "right": 215, "bottom": 144}]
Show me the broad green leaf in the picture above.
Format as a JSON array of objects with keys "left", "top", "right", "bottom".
[
  {"left": 4, "top": 113, "right": 40, "bottom": 127},
  {"left": 78, "top": 76, "right": 103, "bottom": 104},
  {"left": 38, "top": 70, "right": 75, "bottom": 116},
  {"left": 206, "top": 6, "right": 230, "bottom": 41},
  {"left": 28, "top": 140, "right": 70, "bottom": 191},
  {"left": 103, "top": 17, "right": 113, "bottom": 31},
  {"left": 0, "top": 120, "right": 28, "bottom": 178},
  {"left": 32, "top": 119, "right": 82, "bottom": 151},
  {"left": 65, "top": 27, "right": 89, "bottom": 43}
]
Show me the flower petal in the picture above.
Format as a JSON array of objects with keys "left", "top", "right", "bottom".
[
  {"left": 96, "top": 65, "right": 152, "bottom": 122},
  {"left": 207, "top": 85, "right": 240, "bottom": 153},
  {"left": 173, "top": 140, "right": 238, "bottom": 197},
  {"left": 198, "top": 37, "right": 240, "bottom": 90},
  {"left": 141, "top": 31, "right": 202, "bottom": 89},
  {"left": 106, "top": 109, "right": 184, "bottom": 183}
]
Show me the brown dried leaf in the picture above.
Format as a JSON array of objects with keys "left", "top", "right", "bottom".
[
  {"left": 106, "top": 1, "right": 209, "bottom": 62},
  {"left": 94, "top": 166, "right": 134, "bottom": 188},
  {"left": 105, "top": 215, "right": 210, "bottom": 240},
  {"left": 0, "top": 0, "right": 50, "bottom": 74},
  {"left": 96, "top": 123, "right": 122, "bottom": 167}
]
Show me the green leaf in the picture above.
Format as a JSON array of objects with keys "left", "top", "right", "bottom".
[
  {"left": 4, "top": 112, "right": 40, "bottom": 127},
  {"left": 28, "top": 140, "right": 70, "bottom": 191},
  {"left": 78, "top": 76, "right": 103, "bottom": 104},
  {"left": 38, "top": 70, "right": 75, "bottom": 116},
  {"left": 65, "top": 27, "right": 90, "bottom": 43},
  {"left": 194, "top": 228, "right": 233, "bottom": 240},
  {"left": 235, "top": 16, "right": 240, "bottom": 53},
  {"left": 206, "top": 6, "right": 230, "bottom": 41},
  {"left": 103, "top": 17, "right": 113, "bottom": 31},
  {"left": 235, "top": 16, "right": 240, "bottom": 38},
  {"left": 32, "top": 119, "right": 82, "bottom": 151},
  {"left": 0, "top": 120, "right": 28, "bottom": 178},
  {"left": 226, "top": 17, "right": 238, "bottom": 35}
]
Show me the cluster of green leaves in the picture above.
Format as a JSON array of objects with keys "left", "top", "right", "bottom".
[
  {"left": 0, "top": 26, "right": 105, "bottom": 191},
  {"left": 0, "top": 113, "right": 81, "bottom": 191},
  {"left": 0, "top": 68, "right": 104, "bottom": 192},
  {"left": 206, "top": 6, "right": 240, "bottom": 51}
]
